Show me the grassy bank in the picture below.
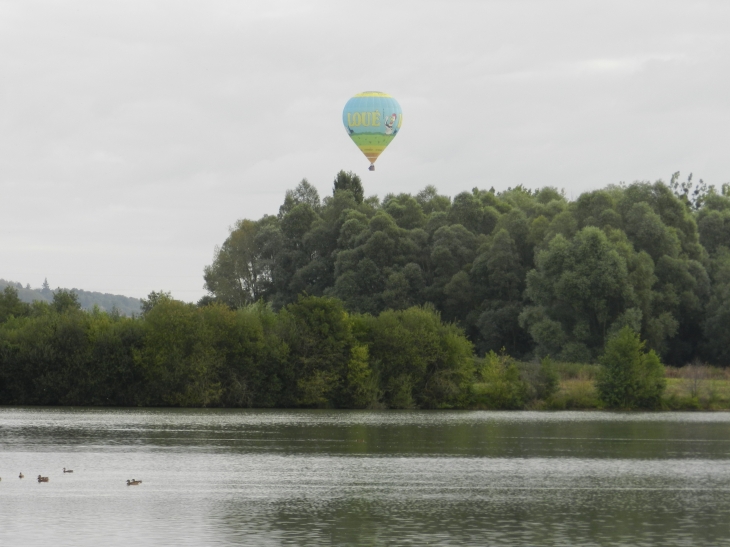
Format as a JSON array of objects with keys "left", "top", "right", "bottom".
[
  {"left": 529, "top": 362, "right": 730, "bottom": 410},
  {"left": 663, "top": 366, "right": 730, "bottom": 410}
]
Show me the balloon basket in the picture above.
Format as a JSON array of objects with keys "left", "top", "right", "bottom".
[{"left": 368, "top": 164, "right": 375, "bottom": 171}]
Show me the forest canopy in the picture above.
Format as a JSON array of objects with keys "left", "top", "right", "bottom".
[{"left": 204, "top": 171, "right": 730, "bottom": 367}]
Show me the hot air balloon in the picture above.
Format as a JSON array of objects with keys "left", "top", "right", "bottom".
[{"left": 342, "top": 91, "right": 402, "bottom": 171}]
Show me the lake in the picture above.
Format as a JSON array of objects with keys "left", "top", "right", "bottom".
[{"left": 1, "top": 408, "right": 729, "bottom": 546}]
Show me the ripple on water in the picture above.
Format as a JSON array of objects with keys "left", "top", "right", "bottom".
[{"left": 0, "top": 408, "right": 729, "bottom": 546}]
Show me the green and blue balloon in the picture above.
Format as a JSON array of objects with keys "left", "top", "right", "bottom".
[{"left": 342, "top": 91, "right": 402, "bottom": 171}]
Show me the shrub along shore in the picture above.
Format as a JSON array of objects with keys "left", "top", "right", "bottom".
[
  {"left": 537, "top": 362, "right": 730, "bottom": 410},
  {"left": 1, "top": 288, "right": 728, "bottom": 410}
]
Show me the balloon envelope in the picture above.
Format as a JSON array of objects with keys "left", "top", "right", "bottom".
[{"left": 342, "top": 91, "right": 402, "bottom": 170}]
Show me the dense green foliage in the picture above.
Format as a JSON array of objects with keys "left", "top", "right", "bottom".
[
  {"left": 204, "top": 171, "right": 730, "bottom": 366},
  {"left": 597, "top": 326, "right": 666, "bottom": 409},
  {"left": 3, "top": 284, "right": 728, "bottom": 409},
  {"left": 0, "top": 288, "right": 475, "bottom": 408}
]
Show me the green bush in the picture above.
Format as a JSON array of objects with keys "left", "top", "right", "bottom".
[
  {"left": 550, "top": 361, "right": 601, "bottom": 381},
  {"left": 471, "top": 351, "right": 528, "bottom": 409},
  {"left": 596, "top": 326, "right": 666, "bottom": 409},
  {"left": 545, "top": 379, "right": 601, "bottom": 409},
  {"left": 345, "top": 345, "right": 381, "bottom": 409},
  {"left": 354, "top": 305, "right": 474, "bottom": 409},
  {"left": 518, "top": 356, "right": 560, "bottom": 402}
]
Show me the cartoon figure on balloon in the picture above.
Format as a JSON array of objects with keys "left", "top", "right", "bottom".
[{"left": 384, "top": 113, "right": 398, "bottom": 136}]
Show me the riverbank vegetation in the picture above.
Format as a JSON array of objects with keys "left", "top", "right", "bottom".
[
  {"left": 2, "top": 170, "right": 730, "bottom": 409},
  {"left": 2, "top": 282, "right": 729, "bottom": 410},
  {"left": 0, "top": 290, "right": 478, "bottom": 408}
]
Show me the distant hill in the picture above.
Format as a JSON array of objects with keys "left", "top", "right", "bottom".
[{"left": 0, "top": 279, "right": 142, "bottom": 316}]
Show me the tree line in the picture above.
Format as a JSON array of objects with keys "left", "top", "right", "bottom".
[
  {"left": 2, "top": 169, "right": 728, "bottom": 409},
  {"left": 0, "top": 287, "right": 665, "bottom": 409},
  {"left": 0, "top": 277, "right": 142, "bottom": 316},
  {"left": 0, "top": 288, "right": 477, "bottom": 408},
  {"left": 204, "top": 170, "right": 730, "bottom": 367}
]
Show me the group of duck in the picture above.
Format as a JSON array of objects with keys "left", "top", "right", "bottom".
[
  {"left": 10, "top": 468, "right": 73, "bottom": 482},
  {"left": 4, "top": 469, "right": 142, "bottom": 485}
]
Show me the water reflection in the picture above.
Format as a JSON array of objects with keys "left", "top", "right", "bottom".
[{"left": 1, "top": 408, "right": 729, "bottom": 546}]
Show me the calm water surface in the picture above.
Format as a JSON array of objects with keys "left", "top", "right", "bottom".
[{"left": 1, "top": 408, "right": 729, "bottom": 546}]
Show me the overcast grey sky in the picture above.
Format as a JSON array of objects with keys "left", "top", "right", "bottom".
[{"left": 2, "top": 0, "right": 729, "bottom": 301}]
